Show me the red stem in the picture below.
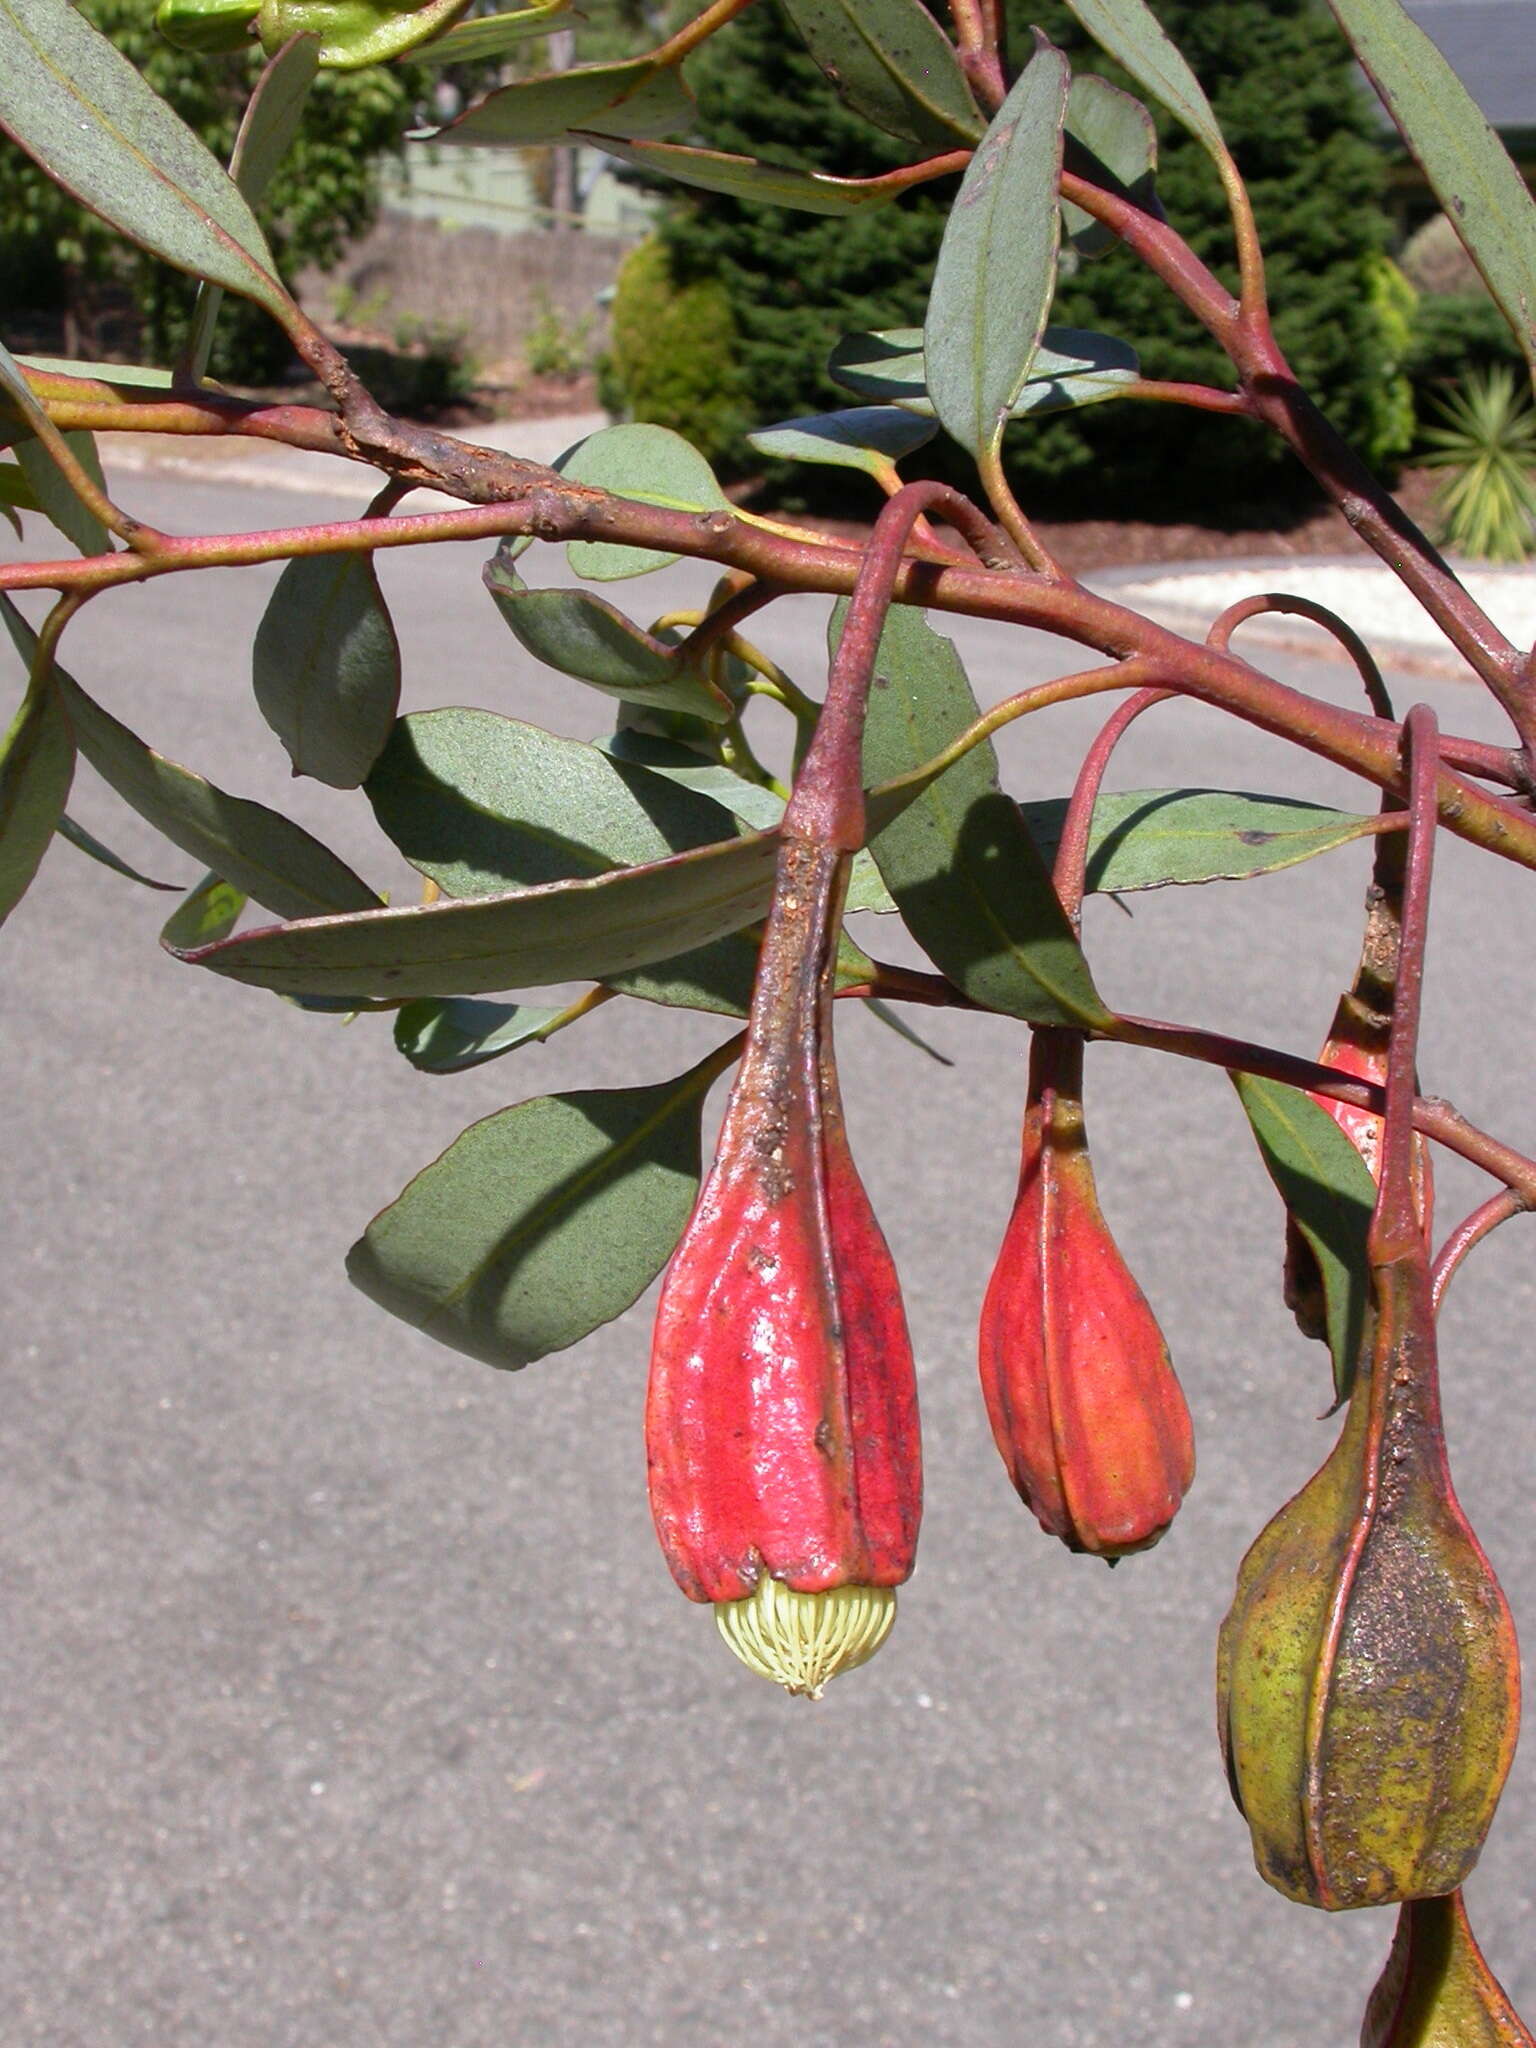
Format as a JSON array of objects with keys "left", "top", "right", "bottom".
[
  {"left": 1053, "top": 686, "right": 1174, "bottom": 927},
  {"left": 1209, "top": 592, "right": 1394, "bottom": 721},
  {"left": 1371, "top": 704, "right": 1439, "bottom": 1260},
  {"left": 1430, "top": 1188, "right": 1529, "bottom": 1314}
]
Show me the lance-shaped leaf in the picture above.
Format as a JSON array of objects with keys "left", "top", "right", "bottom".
[
  {"left": 252, "top": 550, "right": 401, "bottom": 788},
  {"left": 3, "top": 592, "right": 379, "bottom": 920},
  {"left": 925, "top": 38, "right": 1071, "bottom": 460},
  {"left": 366, "top": 709, "right": 762, "bottom": 1013},
  {"left": 170, "top": 826, "right": 782, "bottom": 1000},
  {"left": 780, "top": 0, "right": 984, "bottom": 148},
  {"left": 558, "top": 423, "right": 731, "bottom": 581},
  {"left": 483, "top": 561, "right": 728, "bottom": 722},
  {"left": 0, "top": 654, "right": 73, "bottom": 926},
  {"left": 1327, "top": 0, "right": 1536, "bottom": 384},
  {"left": 415, "top": 0, "right": 570, "bottom": 65},
  {"left": 1232, "top": 1073, "right": 1377, "bottom": 1402},
  {"left": 161, "top": 870, "right": 246, "bottom": 951},
  {"left": 747, "top": 406, "right": 937, "bottom": 477},
  {"left": 432, "top": 57, "right": 694, "bottom": 148},
  {"left": 1021, "top": 788, "right": 1379, "bottom": 893},
  {"left": 829, "top": 324, "right": 1138, "bottom": 417},
  {"left": 850, "top": 602, "right": 1109, "bottom": 1028},
  {"left": 393, "top": 994, "right": 570, "bottom": 1074},
  {"left": 1062, "top": 72, "right": 1160, "bottom": 254},
  {"left": 348, "top": 1050, "right": 726, "bottom": 1369},
  {"left": 185, "top": 33, "right": 320, "bottom": 382},
  {"left": 575, "top": 136, "right": 909, "bottom": 216},
  {"left": 14, "top": 428, "right": 109, "bottom": 557},
  {"left": 0, "top": 462, "right": 40, "bottom": 515},
  {"left": 0, "top": 0, "right": 291, "bottom": 318},
  {"left": 57, "top": 812, "right": 180, "bottom": 891},
  {"left": 1061, "top": 0, "right": 1225, "bottom": 159}
]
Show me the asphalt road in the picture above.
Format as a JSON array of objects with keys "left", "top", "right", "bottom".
[{"left": 3, "top": 471, "right": 1533, "bottom": 2048}]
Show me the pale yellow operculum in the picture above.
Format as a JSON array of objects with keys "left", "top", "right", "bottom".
[{"left": 714, "top": 1577, "right": 896, "bottom": 1697}]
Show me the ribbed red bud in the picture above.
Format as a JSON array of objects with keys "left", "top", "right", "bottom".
[
  {"left": 978, "top": 1027, "right": 1194, "bottom": 1558},
  {"left": 646, "top": 837, "right": 921, "bottom": 1613}
]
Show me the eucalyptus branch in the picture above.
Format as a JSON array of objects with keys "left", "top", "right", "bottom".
[
  {"left": 1120, "top": 378, "right": 1254, "bottom": 416},
  {"left": 1053, "top": 685, "right": 1174, "bottom": 928},
  {"left": 1370, "top": 704, "right": 1439, "bottom": 1264},
  {"left": 650, "top": 0, "right": 758, "bottom": 66},
  {"left": 948, "top": 0, "right": 1007, "bottom": 112},
  {"left": 1209, "top": 591, "right": 1394, "bottom": 720}
]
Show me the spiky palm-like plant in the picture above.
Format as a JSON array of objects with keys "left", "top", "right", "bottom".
[{"left": 1421, "top": 365, "right": 1536, "bottom": 562}]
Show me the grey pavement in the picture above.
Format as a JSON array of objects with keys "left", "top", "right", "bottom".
[{"left": 3, "top": 471, "right": 1533, "bottom": 2047}]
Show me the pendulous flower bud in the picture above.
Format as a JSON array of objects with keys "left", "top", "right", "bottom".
[
  {"left": 646, "top": 838, "right": 921, "bottom": 1691},
  {"left": 977, "top": 1027, "right": 1194, "bottom": 1559},
  {"left": 1218, "top": 1255, "right": 1520, "bottom": 1910},
  {"left": 1361, "top": 1891, "right": 1534, "bottom": 2046}
]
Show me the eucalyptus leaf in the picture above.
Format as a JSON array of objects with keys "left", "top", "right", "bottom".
[
  {"left": 557, "top": 424, "right": 731, "bottom": 581},
  {"left": 252, "top": 550, "right": 401, "bottom": 788},
  {"left": 185, "top": 33, "right": 320, "bottom": 382},
  {"left": 160, "top": 870, "right": 246, "bottom": 951},
  {"left": 415, "top": 0, "right": 570, "bottom": 64},
  {"left": 1061, "top": 0, "right": 1226, "bottom": 159},
  {"left": 15, "top": 428, "right": 109, "bottom": 556},
  {"left": 57, "top": 812, "right": 181, "bottom": 891},
  {"left": 828, "top": 324, "right": 1138, "bottom": 418},
  {"left": 849, "top": 602, "right": 1109, "bottom": 1027},
  {"left": 0, "top": 461, "right": 40, "bottom": 513},
  {"left": 2, "top": 591, "right": 380, "bottom": 921},
  {"left": 1020, "top": 789, "right": 1379, "bottom": 893},
  {"left": 16, "top": 355, "right": 177, "bottom": 391},
  {"left": 347, "top": 1050, "right": 726, "bottom": 1369},
  {"left": 484, "top": 560, "right": 728, "bottom": 722},
  {"left": 432, "top": 58, "right": 694, "bottom": 148},
  {"left": 255, "top": 0, "right": 468, "bottom": 69},
  {"left": 924, "top": 37, "right": 1071, "bottom": 459},
  {"left": 780, "top": 0, "right": 984, "bottom": 148},
  {"left": 1327, "top": 0, "right": 1536, "bottom": 383},
  {"left": 1062, "top": 71, "right": 1160, "bottom": 254},
  {"left": 365, "top": 709, "right": 761, "bottom": 1014},
  {"left": 0, "top": 651, "right": 73, "bottom": 927},
  {"left": 393, "top": 995, "right": 569, "bottom": 1073},
  {"left": 0, "top": 0, "right": 290, "bottom": 317},
  {"left": 864, "top": 996, "right": 954, "bottom": 1065},
  {"left": 747, "top": 407, "right": 937, "bottom": 476},
  {"left": 1232, "top": 1073, "right": 1378, "bottom": 1401},
  {"left": 577, "top": 136, "right": 907, "bottom": 216}
]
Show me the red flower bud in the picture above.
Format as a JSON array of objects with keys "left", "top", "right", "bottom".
[
  {"left": 646, "top": 839, "right": 921, "bottom": 1688},
  {"left": 978, "top": 1028, "right": 1194, "bottom": 1558}
]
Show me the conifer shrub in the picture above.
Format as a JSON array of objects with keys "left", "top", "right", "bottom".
[{"left": 599, "top": 236, "right": 747, "bottom": 468}]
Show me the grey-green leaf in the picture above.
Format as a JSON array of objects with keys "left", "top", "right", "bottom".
[
  {"left": 0, "top": 0, "right": 290, "bottom": 316},
  {"left": 416, "top": 0, "right": 571, "bottom": 65},
  {"left": 57, "top": 811, "right": 180, "bottom": 890},
  {"left": 1061, "top": 0, "right": 1225, "bottom": 157},
  {"left": 0, "top": 653, "right": 73, "bottom": 926},
  {"left": 15, "top": 427, "right": 109, "bottom": 556},
  {"left": 780, "top": 0, "right": 984, "bottom": 147},
  {"left": 1020, "top": 788, "right": 1379, "bottom": 892},
  {"left": 2, "top": 591, "right": 379, "bottom": 920},
  {"left": 850, "top": 601, "right": 1109, "bottom": 1027},
  {"left": 576, "top": 135, "right": 906, "bottom": 215},
  {"left": 924, "top": 37, "right": 1071, "bottom": 459},
  {"left": 433, "top": 58, "right": 694, "bottom": 148},
  {"left": 347, "top": 1052, "right": 723, "bottom": 1369},
  {"left": 1232, "top": 1073, "right": 1377, "bottom": 1401},
  {"left": 252, "top": 550, "right": 401, "bottom": 787},
  {"left": 1062, "top": 71, "right": 1160, "bottom": 254},
  {"left": 484, "top": 560, "right": 727, "bottom": 721},
  {"left": 171, "top": 821, "right": 781, "bottom": 1001},
  {"left": 747, "top": 406, "right": 937, "bottom": 475},
  {"left": 160, "top": 870, "right": 246, "bottom": 951},
  {"left": 393, "top": 994, "right": 569, "bottom": 1073},
  {"left": 1327, "top": 0, "right": 1536, "bottom": 384},
  {"left": 557, "top": 423, "right": 731, "bottom": 581},
  {"left": 830, "top": 323, "right": 1138, "bottom": 417}
]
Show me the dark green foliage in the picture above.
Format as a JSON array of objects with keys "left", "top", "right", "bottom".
[
  {"left": 0, "top": 0, "right": 415, "bottom": 382},
  {"left": 599, "top": 237, "right": 748, "bottom": 467},
  {"left": 1406, "top": 292, "right": 1528, "bottom": 424},
  {"left": 632, "top": 0, "right": 1410, "bottom": 517}
]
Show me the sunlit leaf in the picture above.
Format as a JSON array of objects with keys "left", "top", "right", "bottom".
[
  {"left": 347, "top": 1049, "right": 726, "bottom": 1368},
  {"left": 393, "top": 994, "right": 569, "bottom": 1073},
  {"left": 556, "top": 423, "right": 731, "bottom": 581},
  {"left": 925, "top": 36, "right": 1071, "bottom": 459},
  {"left": 160, "top": 870, "right": 246, "bottom": 951},
  {"left": 252, "top": 549, "right": 401, "bottom": 788},
  {"left": 0, "top": 649, "right": 72, "bottom": 926},
  {"left": 1020, "top": 788, "right": 1379, "bottom": 892},
  {"left": 1061, "top": 0, "right": 1226, "bottom": 159},
  {"left": 780, "top": 0, "right": 984, "bottom": 148},
  {"left": 1327, "top": 0, "right": 1536, "bottom": 384},
  {"left": 849, "top": 602, "right": 1109, "bottom": 1027},
  {"left": 580, "top": 136, "right": 908, "bottom": 215},
  {"left": 829, "top": 324, "right": 1138, "bottom": 417},
  {"left": 1, "top": 592, "right": 380, "bottom": 921},
  {"left": 15, "top": 427, "right": 109, "bottom": 556},
  {"left": 1233, "top": 1073, "right": 1377, "bottom": 1401},
  {"left": 0, "top": 0, "right": 290, "bottom": 317},
  {"left": 484, "top": 560, "right": 728, "bottom": 721},
  {"left": 415, "top": 0, "right": 570, "bottom": 64},
  {"left": 433, "top": 57, "right": 694, "bottom": 147},
  {"left": 1062, "top": 71, "right": 1160, "bottom": 254},
  {"left": 747, "top": 406, "right": 937, "bottom": 476},
  {"left": 255, "top": 0, "right": 468, "bottom": 69}
]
